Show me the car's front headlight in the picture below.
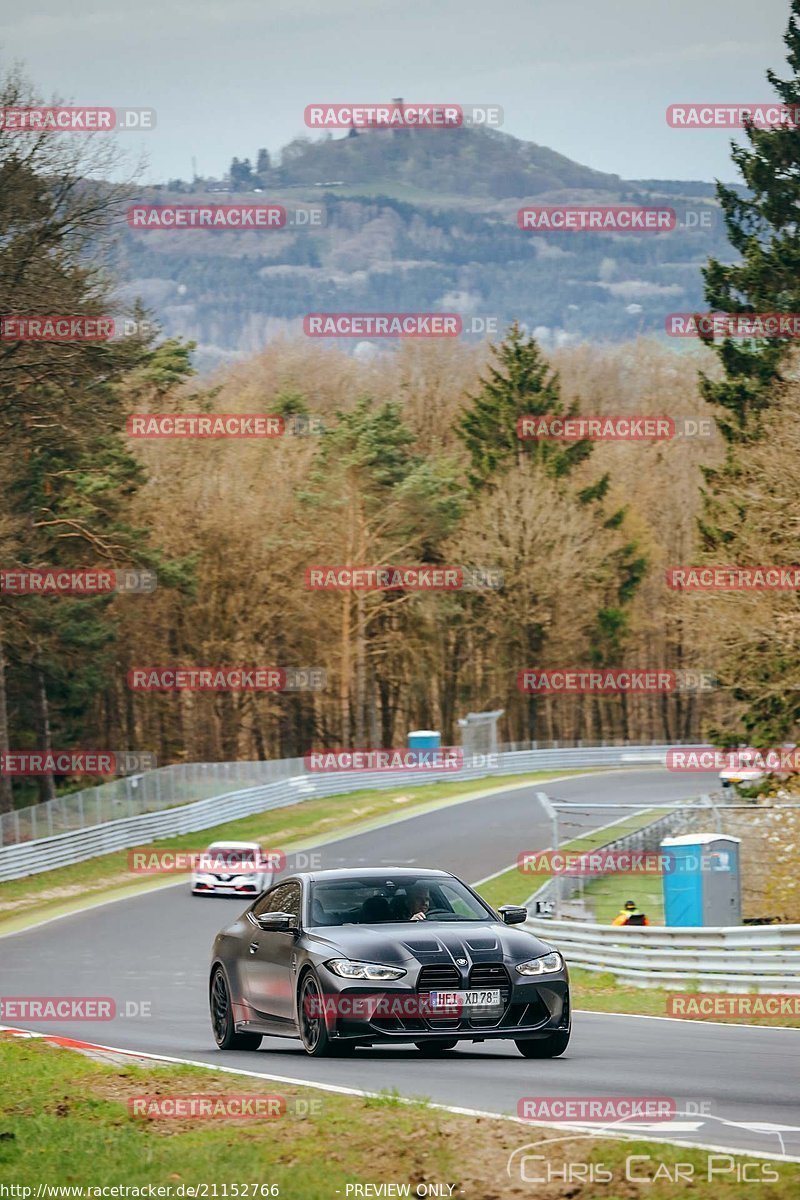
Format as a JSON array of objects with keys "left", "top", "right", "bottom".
[
  {"left": 326, "top": 959, "right": 407, "bottom": 980},
  {"left": 515, "top": 951, "right": 563, "bottom": 976}
]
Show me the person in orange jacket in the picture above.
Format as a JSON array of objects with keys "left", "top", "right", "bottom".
[{"left": 612, "top": 899, "right": 650, "bottom": 926}]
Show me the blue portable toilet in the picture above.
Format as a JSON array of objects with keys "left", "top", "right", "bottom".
[
  {"left": 408, "top": 730, "right": 441, "bottom": 750},
  {"left": 408, "top": 729, "right": 441, "bottom": 766},
  {"left": 660, "top": 833, "right": 741, "bottom": 927}
]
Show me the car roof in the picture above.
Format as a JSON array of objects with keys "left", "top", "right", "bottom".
[
  {"left": 299, "top": 866, "right": 453, "bottom": 883},
  {"left": 206, "top": 840, "right": 260, "bottom": 849}
]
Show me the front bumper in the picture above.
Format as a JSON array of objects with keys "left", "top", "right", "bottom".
[
  {"left": 192, "top": 876, "right": 263, "bottom": 896},
  {"left": 317, "top": 973, "right": 570, "bottom": 1043}
]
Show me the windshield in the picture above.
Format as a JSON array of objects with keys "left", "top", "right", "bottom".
[
  {"left": 202, "top": 845, "right": 262, "bottom": 870},
  {"left": 307, "top": 875, "right": 493, "bottom": 926}
]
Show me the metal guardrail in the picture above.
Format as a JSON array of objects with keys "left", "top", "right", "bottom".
[
  {"left": 522, "top": 800, "right": 800, "bottom": 991},
  {"left": 0, "top": 758, "right": 306, "bottom": 847},
  {"left": 0, "top": 743, "right": 697, "bottom": 882},
  {"left": 0, "top": 740, "right": 680, "bottom": 848},
  {"left": 527, "top": 916, "right": 800, "bottom": 994}
]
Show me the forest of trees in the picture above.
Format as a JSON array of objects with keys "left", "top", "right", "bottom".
[
  {"left": 2, "top": 0, "right": 800, "bottom": 811},
  {"left": 121, "top": 177, "right": 729, "bottom": 370}
]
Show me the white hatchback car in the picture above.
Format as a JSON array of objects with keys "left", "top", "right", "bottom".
[
  {"left": 719, "top": 748, "right": 767, "bottom": 790},
  {"left": 192, "top": 841, "right": 275, "bottom": 897}
]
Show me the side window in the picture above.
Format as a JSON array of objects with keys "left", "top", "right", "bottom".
[
  {"left": 253, "top": 881, "right": 302, "bottom": 920},
  {"left": 441, "top": 884, "right": 472, "bottom": 918},
  {"left": 278, "top": 882, "right": 302, "bottom": 921}
]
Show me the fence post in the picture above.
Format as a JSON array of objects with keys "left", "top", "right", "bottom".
[
  {"left": 536, "top": 791, "right": 561, "bottom": 919},
  {"left": 703, "top": 792, "right": 722, "bottom": 833}
]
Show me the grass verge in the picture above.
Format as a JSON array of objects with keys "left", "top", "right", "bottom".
[
  {"left": 581, "top": 869, "right": 666, "bottom": 925},
  {"left": 570, "top": 969, "right": 800, "bottom": 1028},
  {"left": 475, "top": 807, "right": 669, "bottom": 909},
  {"left": 0, "top": 1037, "right": 796, "bottom": 1197}
]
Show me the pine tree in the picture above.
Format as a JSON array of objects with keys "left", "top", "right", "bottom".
[
  {"left": 0, "top": 68, "right": 194, "bottom": 809},
  {"left": 701, "top": 0, "right": 800, "bottom": 445},
  {"left": 457, "top": 322, "right": 592, "bottom": 488},
  {"left": 694, "top": 3, "right": 800, "bottom": 737}
]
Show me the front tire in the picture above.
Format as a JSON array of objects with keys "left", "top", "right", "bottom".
[
  {"left": 515, "top": 1028, "right": 570, "bottom": 1058},
  {"left": 414, "top": 1039, "right": 458, "bottom": 1055},
  {"left": 298, "top": 971, "right": 339, "bottom": 1056},
  {"left": 210, "top": 967, "right": 262, "bottom": 1051}
]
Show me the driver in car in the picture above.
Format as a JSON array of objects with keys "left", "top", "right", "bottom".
[{"left": 406, "top": 883, "right": 431, "bottom": 921}]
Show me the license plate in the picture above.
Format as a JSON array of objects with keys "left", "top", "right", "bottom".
[{"left": 428, "top": 989, "right": 501, "bottom": 1008}]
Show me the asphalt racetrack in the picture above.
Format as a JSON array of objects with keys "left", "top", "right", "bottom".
[{"left": 3, "top": 769, "right": 799, "bottom": 1159}]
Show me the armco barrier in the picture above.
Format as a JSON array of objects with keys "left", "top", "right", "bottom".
[
  {"left": 526, "top": 916, "right": 800, "bottom": 995},
  {"left": 0, "top": 743, "right": 695, "bottom": 882},
  {"left": 0, "top": 758, "right": 307, "bottom": 847}
]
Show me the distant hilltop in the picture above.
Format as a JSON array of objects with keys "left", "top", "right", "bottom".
[{"left": 166, "top": 123, "right": 625, "bottom": 201}]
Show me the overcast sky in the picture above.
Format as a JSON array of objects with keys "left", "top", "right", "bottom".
[{"left": 0, "top": 0, "right": 793, "bottom": 183}]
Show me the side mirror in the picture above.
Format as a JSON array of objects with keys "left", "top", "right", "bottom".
[
  {"left": 254, "top": 911, "right": 296, "bottom": 932},
  {"left": 499, "top": 904, "right": 528, "bottom": 925}
]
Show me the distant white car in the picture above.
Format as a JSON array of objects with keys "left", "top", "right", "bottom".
[
  {"left": 719, "top": 750, "right": 766, "bottom": 790},
  {"left": 192, "top": 841, "right": 275, "bottom": 897}
]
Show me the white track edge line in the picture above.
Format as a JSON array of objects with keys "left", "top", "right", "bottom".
[{"left": 2, "top": 1025, "right": 798, "bottom": 1163}]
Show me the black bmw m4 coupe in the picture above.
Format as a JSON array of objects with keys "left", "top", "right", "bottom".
[{"left": 209, "top": 867, "right": 570, "bottom": 1057}]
